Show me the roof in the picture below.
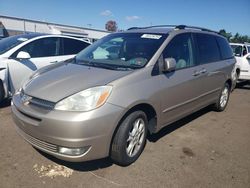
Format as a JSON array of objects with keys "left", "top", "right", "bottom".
[{"left": 8, "top": 33, "right": 45, "bottom": 40}]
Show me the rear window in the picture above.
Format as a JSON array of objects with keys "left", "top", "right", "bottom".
[
  {"left": 216, "top": 37, "right": 233, "bottom": 60},
  {"left": 196, "top": 33, "right": 221, "bottom": 64}
]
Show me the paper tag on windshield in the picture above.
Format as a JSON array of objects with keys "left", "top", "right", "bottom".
[
  {"left": 17, "top": 37, "right": 28, "bottom": 42},
  {"left": 141, "top": 34, "right": 162, "bottom": 39}
]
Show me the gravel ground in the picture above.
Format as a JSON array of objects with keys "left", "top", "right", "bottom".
[{"left": 0, "top": 85, "right": 250, "bottom": 188}]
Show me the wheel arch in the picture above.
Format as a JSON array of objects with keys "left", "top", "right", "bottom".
[
  {"left": 0, "top": 66, "right": 10, "bottom": 99},
  {"left": 0, "top": 79, "right": 6, "bottom": 101},
  {"left": 109, "top": 102, "right": 158, "bottom": 155},
  {"left": 236, "top": 68, "right": 240, "bottom": 77},
  {"left": 226, "top": 78, "right": 232, "bottom": 90}
]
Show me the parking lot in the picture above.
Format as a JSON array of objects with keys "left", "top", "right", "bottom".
[{"left": 0, "top": 84, "right": 249, "bottom": 188}]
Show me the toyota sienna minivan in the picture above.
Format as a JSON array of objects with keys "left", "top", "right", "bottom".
[{"left": 12, "top": 25, "right": 235, "bottom": 166}]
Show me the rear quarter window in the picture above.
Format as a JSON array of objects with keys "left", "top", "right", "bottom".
[
  {"left": 196, "top": 33, "right": 221, "bottom": 64},
  {"left": 216, "top": 37, "right": 233, "bottom": 60}
]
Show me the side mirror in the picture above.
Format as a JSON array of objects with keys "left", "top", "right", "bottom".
[
  {"left": 162, "top": 58, "right": 176, "bottom": 72},
  {"left": 246, "top": 54, "right": 250, "bottom": 60},
  {"left": 16, "top": 51, "right": 31, "bottom": 59}
]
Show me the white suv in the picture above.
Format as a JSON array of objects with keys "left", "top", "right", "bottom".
[
  {"left": 230, "top": 43, "right": 250, "bottom": 81},
  {"left": 0, "top": 34, "right": 91, "bottom": 102}
]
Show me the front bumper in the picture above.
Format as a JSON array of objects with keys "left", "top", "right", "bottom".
[
  {"left": 239, "top": 72, "right": 250, "bottom": 81},
  {"left": 11, "top": 94, "right": 124, "bottom": 162}
]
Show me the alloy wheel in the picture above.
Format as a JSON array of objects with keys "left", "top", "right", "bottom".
[
  {"left": 220, "top": 86, "right": 229, "bottom": 108},
  {"left": 126, "top": 118, "right": 146, "bottom": 157}
]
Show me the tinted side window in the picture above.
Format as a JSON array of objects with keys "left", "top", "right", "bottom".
[
  {"left": 242, "top": 46, "right": 248, "bottom": 56},
  {"left": 196, "top": 33, "right": 220, "bottom": 64},
  {"left": 216, "top": 37, "right": 233, "bottom": 60},
  {"left": 63, "top": 38, "right": 89, "bottom": 55},
  {"left": 13, "top": 37, "right": 60, "bottom": 58},
  {"left": 163, "top": 33, "right": 195, "bottom": 69},
  {"left": 231, "top": 45, "right": 242, "bottom": 57}
]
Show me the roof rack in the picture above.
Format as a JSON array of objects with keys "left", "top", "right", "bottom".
[
  {"left": 127, "top": 25, "right": 176, "bottom": 30},
  {"left": 175, "top": 25, "right": 219, "bottom": 34},
  {"left": 127, "top": 25, "right": 219, "bottom": 34}
]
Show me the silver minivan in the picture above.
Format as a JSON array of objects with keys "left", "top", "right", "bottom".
[{"left": 12, "top": 25, "right": 235, "bottom": 166}]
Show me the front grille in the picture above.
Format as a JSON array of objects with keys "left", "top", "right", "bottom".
[
  {"left": 16, "top": 127, "right": 58, "bottom": 153},
  {"left": 29, "top": 97, "right": 55, "bottom": 110},
  {"left": 20, "top": 89, "right": 55, "bottom": 110}
]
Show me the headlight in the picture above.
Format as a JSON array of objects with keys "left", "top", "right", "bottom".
[{"left": 54, "top": 86, "right": 112, "bottom": 111}]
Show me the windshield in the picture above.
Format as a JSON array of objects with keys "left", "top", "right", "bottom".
[
  {"left": 76, "top": 33, "right": 168, "bottom": 70},
  {"left": 0, "top": 34, "right": 39, "bottom": 55},
  {"left": 230, "top": 45, "right": 243, "bottom": 57}
]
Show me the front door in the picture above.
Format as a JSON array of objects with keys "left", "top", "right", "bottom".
[
  {"left": 159, "top": 33, "right": 205, "bottom": 128},
  {"left": 240, "top": 46, "right": 250, "bottom": 79}
]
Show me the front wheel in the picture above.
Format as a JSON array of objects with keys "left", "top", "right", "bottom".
[
  {"left": 213, "top": 83, "right": 230, "bottom": 112},
  {"left": 110, "top": 111, "right": 148, "bottom": 166}
]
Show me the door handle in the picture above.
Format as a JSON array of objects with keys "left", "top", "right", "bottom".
[
  {"left": 200, "top": 68, "right": 207, "bottom": 74},
  {"left": 50, "top": 61, "right": 58, "bottom": 64},
  {"left": 192, "top": 70, "right": 200, "bottom": 76}
]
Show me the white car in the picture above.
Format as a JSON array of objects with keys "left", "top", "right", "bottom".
[
  {"left": 0, "top": 34, "right": 91, "bottom": 102},
  {"left": 230, "top": 43, "right": 250, "bottom": 81}
]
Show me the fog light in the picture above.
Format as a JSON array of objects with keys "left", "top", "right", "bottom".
[{"left": 58, "top": 146, "right": 90, "bottom": 156}]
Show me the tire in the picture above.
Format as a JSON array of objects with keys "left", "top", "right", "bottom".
[
  {"left": 213, "top": 83, "right": 230, "bottom": 112},
  {"left": 0, "top": 81, "right": 4, "bottom": 103},
  {"left": 110, "top": 111, "right": 148, "bottom": 166}
]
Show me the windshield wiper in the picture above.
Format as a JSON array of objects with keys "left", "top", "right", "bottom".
[
  {"left": 92, "top": 63, "right": 119, "bottom": 70},
  {"left": 76, "top": 60, "right": 119, "bottom": 70},
  {"left": 76, "top": 60, "right": 93, "bottom": 66},
  {"left": 130, "top": 65, "right": 142, "bottom": 69},
  {"left": 64, "top": 57, "right": 76, "bottom": 64},
  {"left": 76, "top": 59, "right": 137, "bottom": 71}
]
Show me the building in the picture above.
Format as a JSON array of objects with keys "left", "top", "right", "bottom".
[{"left": 0, "top": 15, "right": 110, "bottom": 41}]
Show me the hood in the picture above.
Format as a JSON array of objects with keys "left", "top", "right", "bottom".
[{"left": 24, "top": 62, "right": 132, "bottom": 102}]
